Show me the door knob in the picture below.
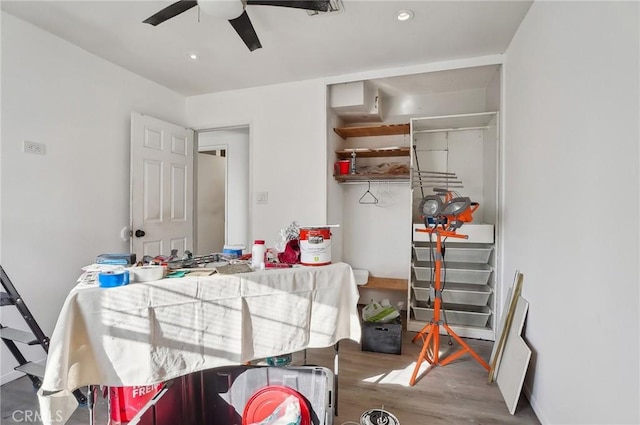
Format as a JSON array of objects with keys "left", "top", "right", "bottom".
[{"left": 135, "top": 230, "right": 146, "bottom": 238}]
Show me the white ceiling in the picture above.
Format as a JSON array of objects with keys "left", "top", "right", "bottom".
[{"left": 1, "top": 1, "right": 532, "bottom": 96}]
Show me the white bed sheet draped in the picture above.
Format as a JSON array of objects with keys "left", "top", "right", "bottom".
[{"left": 38, "top": 262, "right": 361, "bottom": 424}]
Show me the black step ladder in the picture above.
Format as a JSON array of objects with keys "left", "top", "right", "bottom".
[{"left": 1, "top": 265, "right": 87, "bottom": 405}]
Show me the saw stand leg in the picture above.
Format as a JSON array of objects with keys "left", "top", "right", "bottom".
[
  {"left": 87, "top": 385, "right": 98, "bottom": 425},
  {"left": 334, "top": 342, "right": 339, "bottom": 417}
]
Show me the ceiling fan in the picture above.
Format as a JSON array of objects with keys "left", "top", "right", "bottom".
[{"left": 143, "top": 0, "right": 331, "bottom": 52}]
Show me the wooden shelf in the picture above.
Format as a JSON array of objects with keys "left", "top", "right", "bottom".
[
  {"left": 334, "top": 124, "right": 409, "bottom": 140},
  {"left": 335, "top": 147, "right": 410, "bottom": 159},
  {"left": 334, "top": 173, "right": 409, "bottom": 183},
  {"left": 359, "top": 276, "right": 408, "bottom": 291},
  {"left": 412, "top": 112, "right": 497, "bottom": 133}
]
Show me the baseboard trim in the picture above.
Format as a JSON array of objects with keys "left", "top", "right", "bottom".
[
  {"left": 523, "top": 383, "right": 550, "bottom": 425},
  {"left": 1, "top": 369, "right": 25, "bottom": 386}
]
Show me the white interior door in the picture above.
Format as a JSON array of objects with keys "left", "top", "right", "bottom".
[{"left": 130, "top": 112, "right": 194, "bottom": 258}]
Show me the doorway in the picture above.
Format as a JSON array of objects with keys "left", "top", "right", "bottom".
[
  {"left": 197, "top": 148, "right": 226, "bottom": 254},
  {"left": 196, "top": 126, "right": 250, "bottom": 254}
]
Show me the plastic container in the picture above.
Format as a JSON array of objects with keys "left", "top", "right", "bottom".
[
  {"left": 412, "top": 280, "right": 491, "bottom": 306},
  {"left": 352, "top": 269, "right": 369, "bottom": 286},
  {"left": 127, "top": 266, "right": 165, "bottom": 283},
  {"left": 251, "top": 240, "right": 266, "bottom": 268},
  {"left": 223, "top": 244, "right": 245, "bottom": 258},
  {"left": 412, "top": 261, "right": 492, "bottom": 285},
  {"left": 411, "top": 300, "right": 491, "bottom": 327},
  {"left": 335, "top": 160, "right": 350, "bottom": 175},
  {"left": 131, "top": 366, "right": 334, "bottom": 425},
  {"left": 243, "top": 385, "right": 311, "bottom": 425},
  {"left": 413, "top": 242, "right": 493, "bottom": 263}
]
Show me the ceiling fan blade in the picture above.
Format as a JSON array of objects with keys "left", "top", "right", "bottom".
[
  {"left": 228, "top": 10, "right": 262, "bottom": 52},
  {"left": 246, "top": 0, "right": 330, "bottom": 12},
  {"left": 143, "top": 0, "right": 198, "bottom": 26}
]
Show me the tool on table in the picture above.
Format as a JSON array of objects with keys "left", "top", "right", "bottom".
[
  {"left": 165, "top": 253, "right": 232, "bottom": 269},
  {"left": 265, "top": 262, "right": 292, "bottom": 268},
  {"left": 95, "top": 253, "right": 136, "bottom": 266}
]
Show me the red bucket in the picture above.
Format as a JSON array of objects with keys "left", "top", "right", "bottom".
[{"left": 109, "top": 384, "right": 163, "bottom": 424}]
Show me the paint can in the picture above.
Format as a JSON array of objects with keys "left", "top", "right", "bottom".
[{"left": 299, "top": 227, "right": 331, "bottom": 266}]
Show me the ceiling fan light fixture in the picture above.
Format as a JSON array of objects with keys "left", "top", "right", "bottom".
[
  {"left": 396, "top": 9, "right": 414, "bottom": 22},
  {"left": 198, "top": 0, "right": 245, "bottom": 20}
]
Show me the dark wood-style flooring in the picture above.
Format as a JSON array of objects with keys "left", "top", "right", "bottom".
[{"left": 0, "top": 332, "right": 539, "bottom": 424}]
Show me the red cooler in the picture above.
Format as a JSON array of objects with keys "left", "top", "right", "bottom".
[{"left": 109, "top": 384, "right": 163, "bottom": 424}]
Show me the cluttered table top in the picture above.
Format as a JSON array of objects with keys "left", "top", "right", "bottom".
[{"left": 38, "top": 261, "right": 361, "bottom": 424}]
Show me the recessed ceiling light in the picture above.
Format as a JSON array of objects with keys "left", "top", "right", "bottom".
[
  {"left": 188, "top": 53, "right": 199, "bottom": 60},
  {"left": 396, "top": 9, "right": 414, "bottom": 22}
]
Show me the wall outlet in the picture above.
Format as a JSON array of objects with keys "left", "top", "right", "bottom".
[
  {"left": 257, "top": 192, "right": 268, "bottom": 204},
  {"left": 23, "top": 140, "right": 46, "bottom": 155}
]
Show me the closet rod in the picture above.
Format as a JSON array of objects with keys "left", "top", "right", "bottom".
[
  {"left": 413, "top": 185, "right": 464, "bottom": 189},
  {"left": 411, "top": 175, "right": 460, "bottom": 180},
  {"left": 340, "top": 181, "right": 408, "bottom": 185}
]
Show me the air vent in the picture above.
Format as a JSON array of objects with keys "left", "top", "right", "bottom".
[{"left": 307, "top": 0, "right": 343, "bottom": 16}]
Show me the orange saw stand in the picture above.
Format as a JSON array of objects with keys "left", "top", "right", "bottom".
[{"left": 409, "top": 226, "right": 490, "bottom": 386}]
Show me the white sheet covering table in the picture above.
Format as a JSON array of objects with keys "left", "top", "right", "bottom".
[{"left": 38, "top": 262, "right": 361, "bottom": 424}]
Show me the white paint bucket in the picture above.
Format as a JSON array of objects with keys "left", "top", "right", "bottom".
[{"left": 299, "top": 227, "right": 331, "bottom": 266}]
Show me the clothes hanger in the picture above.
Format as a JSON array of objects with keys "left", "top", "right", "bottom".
[
  {"left": 359, "top": 181, "right": 379, "bottom": 205},
  {"left": 375, "top": 181, "right": 396, "bottom": 208}
]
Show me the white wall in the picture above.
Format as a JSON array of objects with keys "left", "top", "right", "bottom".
[
  {"left": 503, "top": 2, "right": 639, "bottom": 424},
  {"left": 186, "top": 82, "right": 327, "bottom": 247},
  {"left": 0, "top": 12, "right": 186, "bottom": 383},
  {"left": 482, "top": 117, "right": 499, "bottom": 226},
  {"left": 198, "top": 128, "right": 250, "bottom": 250},
  {"left": 196, "top": 153, "right": 226, "bottom": 254},
  {"left": 384, "top": 88, "right": 487, "bottom": 120},
  {"left": 485, "top": 68, "right": 501, "bottom": 113},
  {"left": 326, "top": 108, "right": 345, "bottom": 262},
  {"left": 412, "top": 129, "right": 486, "bottom": 223}
]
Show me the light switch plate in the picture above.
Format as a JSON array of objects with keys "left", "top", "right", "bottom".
[{"left": 257, "top": 192, "right": 268, "bottom": 204}]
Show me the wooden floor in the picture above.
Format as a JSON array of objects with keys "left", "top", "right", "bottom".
[
  {"left": 309, "top": 333, "right": 539, "bottom": 424},
  {"left": 0, "top": 332, "right": 539, "bottom": 424}
]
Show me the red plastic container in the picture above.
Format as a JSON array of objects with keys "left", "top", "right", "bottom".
[
  {"left": 242, "top": 385, "right": 311, "bottom": 425},
  {"left": 336, "top": 160, "right": 350, "bottom": 174},
  {"left": 109, "top": 384, "right": 163, "bottom": 424}
]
